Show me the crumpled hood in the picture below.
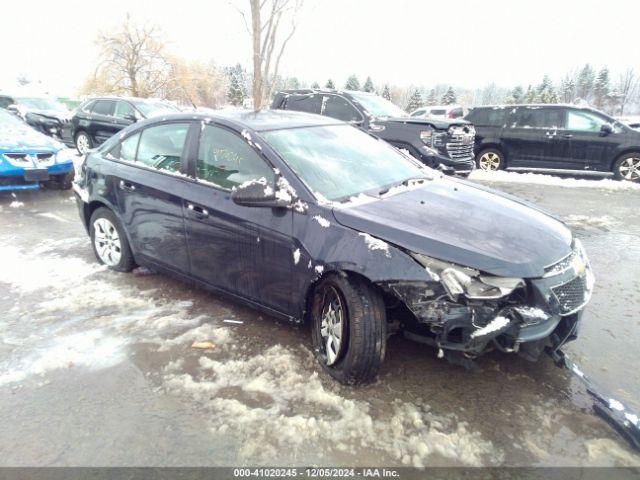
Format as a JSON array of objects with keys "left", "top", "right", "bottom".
[
  {"left": 0, "top": 124, "right": 63, "bottom": 151},
  {"left": 332, "top": 179, "right": 572, "bottom": 278},
  {"left": 379, "top": 116, "right": 471, "bottom": 130},
  {"left": 25, "top": 108, "right": 70, "bottom": 122}
]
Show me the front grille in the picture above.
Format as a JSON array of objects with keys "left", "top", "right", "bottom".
[
  {"left": 36, "top": 153, "right": 54, "bottom": 166},
  {"left": 552, "top": 275, "right": 588, "bottom": 315},
  {"left": 4, "top": 153, "right": 31, "bottom": 165},
  {"left": 445, "top": 126, "right": 475, "bottom": 160}
]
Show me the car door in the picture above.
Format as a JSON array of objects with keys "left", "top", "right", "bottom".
[
  {"left": 108, "top": 121, "right": 193, "bottom": 274},
  {"left": 182, "top": 123, "right": 294, "bottom": 314},
  {"left": 502, "top": 107, "right": 565, "bottom": 168},
  {"left": 89, "top": 99, "right": 118, "bottom": 145},
  {"left": 563, "top": 108, "right": 620, "bottom": 170}
]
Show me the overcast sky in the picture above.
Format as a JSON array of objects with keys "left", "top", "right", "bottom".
[{"left": 2, "top": 0, "right": 639, "bottom": 96}]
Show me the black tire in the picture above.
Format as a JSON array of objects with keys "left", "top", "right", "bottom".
[
  {"left": 311, "top": 273, "right": 387, "bottom": 385},
  {"left": 476, "top": 148, "right": 505, "bottom": 171},
  {"left": 89, "top": 207, "right": 135, "bottom": 272},
  {"left": 44, "top": 171, "right": 74, "bottom": 190},
  {"left": 612, "top": 152, "right": 640, "bottom": 182},
  {"left": 75, "top": 131, "right": 92, "bottom": 155}
]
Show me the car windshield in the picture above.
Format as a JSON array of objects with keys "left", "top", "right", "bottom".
[
  {"left": 133, "top": 101, "right": 179, "bottom": 118},
  {"left": 16, "top": 97, "right": 68, "bottom": 111},
  {"left": 262, "top": 124, "right": 430, "bottom": 202},
  {"left": 347, "top": 92, "right": 406, "bottom": 118}
]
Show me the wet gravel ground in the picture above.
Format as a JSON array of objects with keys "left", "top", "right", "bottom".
[{"left": 0, "top": 175, "right": 639, "bottom": 467}]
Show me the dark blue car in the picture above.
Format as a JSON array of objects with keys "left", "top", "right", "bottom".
[
  {"left": 73, "top": 110, "right": 593, "bottom": 384},
  {"left": 0, "top": 110, "right": 74, "bottom": 191}
]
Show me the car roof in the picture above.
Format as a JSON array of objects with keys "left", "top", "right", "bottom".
[{"left": 135, "top": 109, "right": 344, "bottom": 132}]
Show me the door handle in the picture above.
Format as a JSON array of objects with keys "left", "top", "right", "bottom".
[
  {"left": 187, "top": 203, "right": 209, "bottom": 218},
  {"left": 562, "top": 134, "right": 573, "bottom": 138},
  {"left": 545, "top": 131, "right": 557, "bottom": 138},
  {"left": 119, "top": 180, "right": 136, "bottom": 191}
]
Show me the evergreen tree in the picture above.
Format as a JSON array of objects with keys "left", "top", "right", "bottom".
[
  {"left": 560, "top": 76, "right": 576, "bottom": 103},
  {"left": 506, "top": 86, "right": 524, "bottom": 104},
  {"left": 363, "top": 76, "right": 374, "bottom": 93},
  {"left": 325, "top": 79, "right": 335, "bottom": 89},
  {"left": 344, "top": 75, "right": 361, "bottom": 91},
  {"left": 405, "top": 89, "right": 424, "bottom": 112},
  {"left": 426, "top": 89, "right": 437, "bottom": 106},
  {"left": 441, "top": 86, "right": 456, "bottom": 105},
  {"left": 524, "top": 85, "right": 537, "bottom": 103},
  {"left": 576, "top": 64, "right": 595, "bottom": 102},
  {"left": 381, "top": 84, "right": 391, "bottom": 100},
  {"left": 226, "top": 63, "right": 246, "bottom": 106},
  {"left": 311, "top": 81, "right": 320, "bottom": 89},
  {"left": 537, "top": 75, "right": 557, "bottom": 104},
  {"left": 594, "top": 66, "right": 611, "bottom": 110}
]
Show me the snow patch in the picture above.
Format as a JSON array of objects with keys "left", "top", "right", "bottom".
[
  {"left": 470, "top": 316, "right": 510, "bottom": 339},
  {"left": 293, "top": 248, "right": 301, "bottom": 265},
  {"left": 313, "top": 215, "right": 330, "bottom": 228},
  {"left": 358, "top": 232, "right": 391, "bottom": 258},
  {"left": 469, "top": 170, "right": 640, "bottom": 191},
  {"left": 9, "top": 201, "right": 24, "bottom": 208}
]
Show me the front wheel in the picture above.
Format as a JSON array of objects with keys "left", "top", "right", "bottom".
[
  {"left": 613, "top": 153, "right": 640, "bottom": 182},
  {"left": 476, "top": 148, "right": 505, "bottom": 171},
  {"left": 89, "top": 208, "right": 135, "bottom": 272},
  {"left": 311, "top": 273, "right": 387, "bottom": 385}
]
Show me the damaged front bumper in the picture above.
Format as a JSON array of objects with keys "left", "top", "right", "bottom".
[{"left": 381, "top": 243, "right": 593, "bottom": 361}]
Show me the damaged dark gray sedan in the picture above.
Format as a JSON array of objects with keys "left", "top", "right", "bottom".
[{"left": 73, "top": 110, "right": 594, "bottom": 385}]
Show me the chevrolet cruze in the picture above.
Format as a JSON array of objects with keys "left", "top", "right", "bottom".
[{"left": 73, "top": 110, "right": 594, "bottom": 384}]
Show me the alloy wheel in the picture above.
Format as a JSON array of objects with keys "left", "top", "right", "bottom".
[
  {"left": 319, "top": 286, "right": 345, "bottom": 366},
  {"left": 619, "top": 157, "right": 640, "bottom": 181},
  {"left": 93, "top": 218, "right": 122, "bottom": 266},
  {"left": 479, "top": 152, "right": 501, "bottom": 171},
  {"left": 76, "top": 134, "right": 90, "bottom": 154}
]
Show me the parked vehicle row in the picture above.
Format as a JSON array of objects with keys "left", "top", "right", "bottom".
[
  {"left": 0, "top": 93, "right": 71, "bottom": 138},
  {"left": 0, "top": 110, "right": 74, "bottom": 191},
  {"left": 466, "top": 104, "right": 640, "bottom": 182},
  {"left": 61, "top": 96, "right": 180, "bottom": 154},
  {"left": 74, "top": 110, "right": 593, "bottom": 384},
  {"left": 271, "top": 90, "right": 476, "bottom": 174}
]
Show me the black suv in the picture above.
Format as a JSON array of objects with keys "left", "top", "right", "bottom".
[
  {"left": 62, "top": 96, "right": 179, "bottom": 154},
  {"left": 466, "top": 104, "right": 640, "bottom": 182},
  {"left": 272, "top": 89, "right": 476, "bottom": 174}
]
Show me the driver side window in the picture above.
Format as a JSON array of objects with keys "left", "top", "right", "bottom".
[{"left": 197, "top": 125, "right": 275, "bottom": 190}]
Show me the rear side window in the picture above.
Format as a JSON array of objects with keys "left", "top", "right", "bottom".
[
  {"left": 197, "top": 125, "right": 274, "bottom": 190},
  {"left": 109, "top": 133, "right": 140, "bottom": 162},
  {"left": 467, "top": 108, "right": 508, "bottom": 127},
  {"left": 92, "top": 100, "right": 115, "bottom": 116},
  {"left": 285, "top": 95, "right": 322, "bottom": 114},
  {"left": 515, "top": 107, "right": 564, "bottom": 129},
  {"left": 322, "top": 95, "right": 362, "bottom": 122},
  {"left": 430, "top": 109, "right": 446, "bottom": 116},
  {"left": 136, "top": 123, "right": 189, "bottom": 173}
]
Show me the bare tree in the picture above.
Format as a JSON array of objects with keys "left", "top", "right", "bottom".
[
  {"left": 84, "top": 15, "right": 171, "bottom": 98},
  {"left": 237, "top": 0, "right": 303, "bottom": 109},
  {"left": 616, "top": 68, "right": 638, "bottom": 115}
]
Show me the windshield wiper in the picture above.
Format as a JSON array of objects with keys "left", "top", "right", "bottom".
[{"left": 378, "top": 177, "right": 426, "bottom": 196}]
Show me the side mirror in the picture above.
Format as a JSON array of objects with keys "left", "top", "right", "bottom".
[
  {"left": 123, "top": 114, "right": 137, "bottom": 122},
  {"left": 231, "top": 178, "right": 291, "bottom": 208},
  {"left": 600, "top": 124, "right": 613, "bottom": 136},
  {"left": 6, "top": 104, "right": 19, "bottom": 114}
]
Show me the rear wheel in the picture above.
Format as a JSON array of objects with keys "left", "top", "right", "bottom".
[
  {"left": 476, "top": 148, "right": 505, "bottom": 171},
  {"left": 311, "top": 273, "right": 387, "bottom": 385},
  {"left": 75, "top": 131, "right": 92, "bottom": 155},
  {"left": 613, "top": 153, "right": 640, "bottom": 182},
  {"left": 89, "top": 208, "right": 134, "bottom": 272}
]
